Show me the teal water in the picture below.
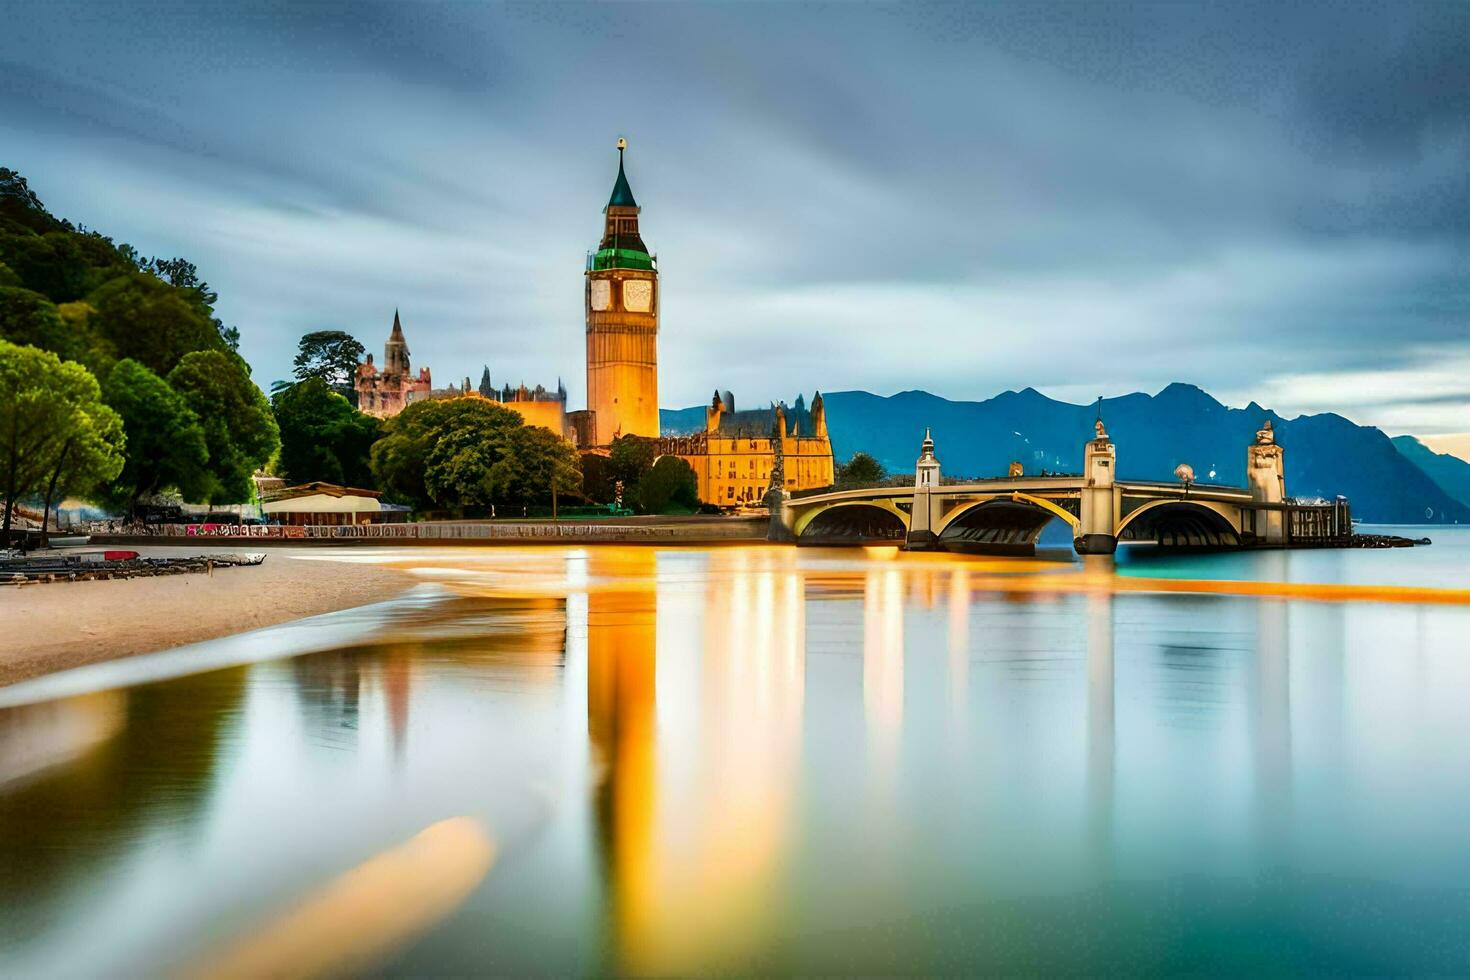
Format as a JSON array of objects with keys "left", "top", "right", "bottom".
[{"left": 1, "top": 534, "right": 1468, "bottom": 975}]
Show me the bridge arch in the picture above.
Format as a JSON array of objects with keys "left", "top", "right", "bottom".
[
  {"left": 794, "top": 500, "right": 909, "bottom": 543},
  {"left": 935, "top": 495, "right": 1076, "bottom": 551},
  {"left": 1116, "top": 500, "right": 1241, "bottom": 548}
]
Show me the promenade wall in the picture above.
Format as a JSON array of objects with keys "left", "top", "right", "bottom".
[{"left": 87, "top": 516, "right": 768, "bottom": 547}]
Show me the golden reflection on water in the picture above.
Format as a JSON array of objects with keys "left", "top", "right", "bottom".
[
  {"left": 192, "top": 817, "right": 496, "bottom": 980},
  {"left": 864, "top": 565, "right": 905, "bottom": 780},
  {"left": 582, "top": 548, "right": 810, "bottom": 973},
  {"left": 7, "top": 542, "right": 1470, "bottom": 976},
  {"left": 347, "top": 542, "right": 1470, "bottom": 973}
]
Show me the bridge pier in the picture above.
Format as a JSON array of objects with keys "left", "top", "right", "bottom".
[
  {"left": 906, "top": 429, "right": 942, "bottom": 550},
  {"left": 1075, "top": 420, "right": 1118, "bottom": 555},
  {"left": 1245, "top": 420, "right": 1286, "bottom": 545},
  {"left": 765, "top": 488, "right": 797, "bottom": 542}
]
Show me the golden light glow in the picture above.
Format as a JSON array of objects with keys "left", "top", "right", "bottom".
[{"left": 190, "top": 817, "right": 496, "bottom": 980}]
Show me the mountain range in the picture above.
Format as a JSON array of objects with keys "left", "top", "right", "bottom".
[{"left": 662, "top": 384, "right": 1468, "bottom": 525}]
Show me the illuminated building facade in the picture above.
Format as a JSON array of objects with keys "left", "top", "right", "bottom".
[
  {"left": 480, "top": 379, "right": 571, "bottom": 440},
  {"left": 659, "top": 391, "right": 835, "bottom": 507},
  {"left": 355, "top": 309, "right": 432, "bottom": 417},
  {"left": 581, "top": 138, "right": 660, "bottom": 445}
]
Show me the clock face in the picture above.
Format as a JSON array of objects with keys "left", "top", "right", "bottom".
[
  {"left": 590, "top": 279, "right": 611, "bottom": 312},
  {"left": 623, "top": 279, "right": 653, "bottom": 313}
]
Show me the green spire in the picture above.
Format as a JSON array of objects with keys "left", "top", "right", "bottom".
[{"left": 608, "top": 139, "right": 637, "bottom": 208}]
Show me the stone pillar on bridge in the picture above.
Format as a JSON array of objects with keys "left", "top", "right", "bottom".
[
  {"left": 1247, "top": 419, "right": 1286, "bottom": 545},
  {"left": 1076, "top": 419, "right": 1118, "bottom": 555},
  {"left": 907, "top": 429, "right": 942, "bottom": 549}
]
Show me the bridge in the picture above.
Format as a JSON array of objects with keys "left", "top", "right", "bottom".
[{"left": 770, "top": 421, "right": 1351, "bottom": 554}]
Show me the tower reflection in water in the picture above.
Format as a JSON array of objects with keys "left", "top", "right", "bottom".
[
  {"left": 7, "top": 542, "right": 1468, "bottom": 975},
  {"left": 581, "top": 548, "right": 805, "bottom": 974}
]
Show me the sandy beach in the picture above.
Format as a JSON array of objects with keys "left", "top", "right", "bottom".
[{"left": 0, "top": 546, "right": 412, "bottom": 686}]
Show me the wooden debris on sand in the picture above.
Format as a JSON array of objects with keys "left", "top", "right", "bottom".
[{"left": 1, "top": 553, "right": 266, "bottom": 586}]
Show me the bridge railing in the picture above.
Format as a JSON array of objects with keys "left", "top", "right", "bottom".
[{"left": 1283, "top": 500, "right": 1352, "bottom": 542}]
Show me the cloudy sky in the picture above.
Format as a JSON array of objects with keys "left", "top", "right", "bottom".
[{"left": 3, "top": 1, "right": 1467, "bottom": 453}]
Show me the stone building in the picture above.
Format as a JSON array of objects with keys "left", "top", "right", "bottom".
[
  {"left": 659, "top": 391, "right": 835, "bottom": 507},
  {"left": 480, "top": 378, "right": 571, "bottom": 440},
  {"left": 355, "top": 310, "right": 432, "bottom": 417}
]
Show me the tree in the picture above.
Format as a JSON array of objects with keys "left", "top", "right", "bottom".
[
  {"left": 0, "top": 287, "right": 81, "bottom": 363},
  {"left": 608, "top": 435, "right": 656, "bottom": 498},
  {"left": 579, "top": 451, "right": 616, "bottom": 504},
  {"left": 836, "top": 451, "right": 886, "bottom": 488},
  {"left": 167, "top": 351, "right": 280, "bottom": 503},
  {"left": 371, "top": 398, "right": 524, "bottom": 514},
  {"left": 102, "top": 359, "right": 210, "bottom": 515},
  {"left": 293, "top": 330, "right": 366, "bottom": 401},
  {"left": 88, "top": 272, "right": 225, "bottom": 375},
  {"left": 638, "top": 455, "right": 699, "bottom": 514},
  {"left": 272, "top": 377, "right": 380, "bottom": 488},
  {"left": 38, "top": 395, "right": 125, "bottom": 546},
  {"left": 0, "top": 168, "right": 56, "bottom": 235},
  {"left": 0, "top": 340, "right": 123, "bottom": 543},
  {"left": 488, "top": 424, "right": 583, "bottom": 512}
]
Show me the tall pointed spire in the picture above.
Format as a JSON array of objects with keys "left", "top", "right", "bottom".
[
  {"left": 384, "top": 308, "right": 409, "bottom": 376},
  {"left": 608, "top": 137, "right": 637, "bottom": 208}
]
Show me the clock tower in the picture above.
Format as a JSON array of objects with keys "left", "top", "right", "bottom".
[{"left": 585, "top": 138, "right": 659, "bottom": 444}]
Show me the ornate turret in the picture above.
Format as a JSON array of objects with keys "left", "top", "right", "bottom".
[
  {"left": 384, "top": 309, "right": 410, "bottom": 377},
  {"left": 915, "top": 428, "right": 940, "bottom": 488},
  {"left": 906, "top": 429, "right": 942, "bottom": 548},
  {"left": 812, "top": 391, "right": 828, "bottom": 439}
]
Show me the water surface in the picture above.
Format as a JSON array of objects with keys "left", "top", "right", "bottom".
[{"left": 3, "top": 532, "right": 1469, "bottom": 974}]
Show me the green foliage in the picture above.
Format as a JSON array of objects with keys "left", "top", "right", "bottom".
[
  {"left": 579, "top": 451, "right": 616, "bottom": 503},
  {"left": 167, "top": 351, "right": 280, "bottom": 503},
  {"left": 369, "top": 399, "right": 583, "bottom": 514},
  {"left": 0, "top": 170, "right": 265, "bottom": 516},
  {"left": 38, "top": 388, "right": 126, "bottom": 543},
  {"left": 488, "top": 424, "right": 583, "bottom": 505},
  {"left": 88, "top": 272, "right": 225, "bottom": 375},
  {"left": 608, "top": 434, "right": 656, "bottom": 489},
  {"left": 0, "top": 339, "right": 125, "bottom": 539},
  {"left": 102, "top": 359, "right": 210, "bottom": 512},
  {"left": 836, "top": 451, "right": 886, "bottom": 488},
  {"left": 0, "top": 228, "right": 131, "bottom": 303},
  {"left": 271, "top": 377, "right": 380, "bottom": 488},
  {"left": 0, "top": 287, "right": 85, "bottom": 365},
  {"left": 0, "top": 170, "right": 231, "bottom": 372},
  {"left": 293, "top": 330, "right": 366, "bottom": 401},
  {"left": 371, "top": 398, "right": 524, "bottom": 513},
  {"left": 0, "top": 169, "right": 57, "bottom": 235},
  {"left": 637, "top": 455, "right": 699, "bottom": 514}
]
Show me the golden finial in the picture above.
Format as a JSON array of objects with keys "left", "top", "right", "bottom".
[{"left": 616, "top": 137, "right": 627, "bottom": 152}]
